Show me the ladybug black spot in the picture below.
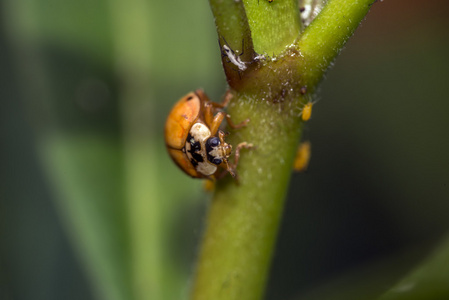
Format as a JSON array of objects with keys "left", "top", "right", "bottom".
[
  {"left": 191, "top": 152, "right": 203, "bottom": 163},
  {"left": 187, "top": 133, "right": 203, "bottom": 163},
  {"left": 190, "top": 158, "right": 198, "bottom": 167},
  {"left": 187, "top": 134, "right": 201, "bottom": 152}
]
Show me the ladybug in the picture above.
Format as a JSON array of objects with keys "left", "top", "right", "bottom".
[{"left": 165, "top": 89, "right": 251, "bottom": 180}]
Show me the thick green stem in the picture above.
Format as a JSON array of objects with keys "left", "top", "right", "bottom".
[
  {"left": 191, "top": 91, "right": 302, "bottom": 300},
  {"left": 191, "top": 0, "right": 375, "bottom": 299}
]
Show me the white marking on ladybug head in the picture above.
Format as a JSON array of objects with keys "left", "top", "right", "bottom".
[
  {"left": 208, "top": 146, "right": 223, "bottom": 159},
  {"left": 197, "top": 161, "right": 217, "bottom": 176},
  {"left": 190, "top": 123, "right": 211, "bottom": 142}
]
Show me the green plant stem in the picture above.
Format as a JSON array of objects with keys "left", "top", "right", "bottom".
[
  {"left": 191, "top": 91, "right": 303, "bottom": 300},
  {"left": 192, "top": 0, "right": 374, "bottom": 299},
  {"left": 298, "top": 0, "right": 374, "bottom": 88},
  {"left": 209, "top": 0, "right": 254, "bottom": 85},
  {"left": 242, "top": 0, "right": 301, "bottom": 55}
]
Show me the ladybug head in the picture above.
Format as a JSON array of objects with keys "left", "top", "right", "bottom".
[{"left": 206, "top": 136, "right": 232, "bottom": 165}]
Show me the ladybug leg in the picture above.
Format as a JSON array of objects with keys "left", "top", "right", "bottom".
[
  {"left": 194, "top": 89, "right": 211, "bottom": 102},
  {"left": 232, "top": 142, "right": 254, "bottom": 170},
  {"left": 204, "top": 91, "right": 250, "bottom": 134},
  {"left": 219, "top": 157, "right": 238, "bottom": 182},
  {"left": 204, "top": 103, "right": 226, "bottom": 136},
  {"left": 206, "top": 90, "right": 233, "bottom": 109},
  {"left": 220, "top": 91, "right": 250, "bottom": 129},
  {"left": 210, "top": 113, "right": 226, "bottom": 135},
  {"left": 217, "top": 131, "right": 236, "bottom": 179},
  {"left": 217, "top": 130, "right": 229, "bottom": 141},
  {"left": 207, "top": 110, "right": 249, "bottom": 133},
  {"left": 225, "top": 141, "right": 254, "bottom": 180},
  {"left": 214, "top": 168, "right": 231, "bottom": 180},
  {"left": 218, "top": 143, "right": 254, "bottom": 184},
  {"left": 220, "top": 90, "right": 233, "bottom": 108},
  {"left": 225, "top": 114, "right": 250, "bottom": 129}
]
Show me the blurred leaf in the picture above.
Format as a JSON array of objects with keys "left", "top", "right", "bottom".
[
  {"left": 378, "top": 235, "right": 449, "bottom": 300},
  {"left": 4, "top": 0, "right": 214, "bottom": 298},
  {"left": 40, "top": 133, "right": 132, "bottom": 300},
  {"left": 294, "top": 246, "right": 428, "bottom": 300},
  {"left": 7, "top": 0, "right": 113, "bottom": 64}
]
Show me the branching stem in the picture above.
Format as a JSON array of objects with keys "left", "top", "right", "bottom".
[{"left": 191, "top": 1, "right": 375, "bottom": 299}]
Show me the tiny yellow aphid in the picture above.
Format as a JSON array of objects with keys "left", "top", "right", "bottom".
[
  {"left": 301, "top": 102, "right": 313, "bottom": 121},
  {"left": 293, "top": 141, "right": 311, "bottom": 172}
]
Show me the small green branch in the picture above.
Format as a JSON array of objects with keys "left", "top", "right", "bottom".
[
  {"left": 242, "top": 0, "right": 301, "bottom": 55},
  {"left": 298, "top": 0, "right": 374, "bottom": 88},
  {"left": 209, "top": 0, "right": 254, "bottom": 84},
  {"left": 209, "top": 0, "right": 250, "bottom": 47},
  {"left": 191, "top": 1, "right": 375, "bottom": 299}
]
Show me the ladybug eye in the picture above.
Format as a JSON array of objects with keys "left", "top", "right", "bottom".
[
  {"left": 212, "top": 158, "right": 222, "bottom": 165},
  {"left": 207, "top": 137, "right": 220, "bottom": 148}
]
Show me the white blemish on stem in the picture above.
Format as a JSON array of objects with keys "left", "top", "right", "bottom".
[{"left": 223, "top": 44, "right": 247, "bottom": 71}]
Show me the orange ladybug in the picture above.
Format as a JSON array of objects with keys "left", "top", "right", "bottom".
[{"left": 165, "top": 89, "right": 251, "bottom": 180}]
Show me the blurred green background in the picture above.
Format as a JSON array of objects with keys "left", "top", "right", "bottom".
[{"left": 1, "top": 0, "right": 449, "bottom": 300}]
